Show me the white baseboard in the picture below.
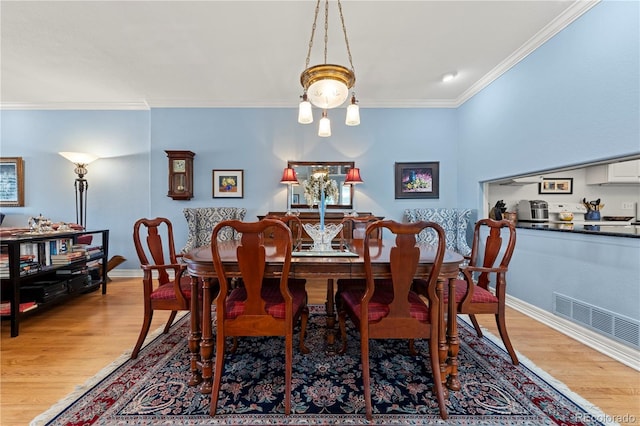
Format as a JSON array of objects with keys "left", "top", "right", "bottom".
[{"left": 110, "top": 269, "right": 639, "bottom": 371}]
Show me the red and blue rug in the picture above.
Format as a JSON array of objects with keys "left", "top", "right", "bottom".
[{"left": 32, "top": 307, "right": 616, "bottom": 425}]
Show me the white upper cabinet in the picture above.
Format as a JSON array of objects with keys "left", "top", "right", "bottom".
[{"left": 586, "top": 160, "right": 640, "bottom": 184}]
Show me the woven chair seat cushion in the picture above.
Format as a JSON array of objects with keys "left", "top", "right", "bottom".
[
  {"left": 150, "top": 275, "right": 192, "bottom": 300},
  {"left": 414, "top": 278, "right": 499, "bottom": 304},
  {"left": 341, "top": 280, "right": 429, "bottom": 323},
  {"left": 225, "top": 279, "right": 307, "bottom": 319}
]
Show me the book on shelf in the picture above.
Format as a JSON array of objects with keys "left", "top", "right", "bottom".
[{"left": 0, "top": 300, "right": 38, "bottom": 316}]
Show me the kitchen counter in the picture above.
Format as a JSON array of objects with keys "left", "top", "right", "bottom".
[{"left": 515, "top": 221, "right": 640, "bottom": 238}]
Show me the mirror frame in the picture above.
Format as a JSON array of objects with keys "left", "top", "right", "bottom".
[{"left": 288, "top": 161, "right": 355, "bottom": 210}]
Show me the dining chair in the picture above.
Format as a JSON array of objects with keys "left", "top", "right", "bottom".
[
  {"left": 337, "top": 220, "right": 448, "bottom": 420},
  {"left": 334, "top": 215, "right": 380, "bottom": 311},
  {"left": 263, "top": 213, "right": 304, "bottom": 251},
  {"left": 209, "top": 219, "right": 309, "bottom": 416},
  {"left": 452, "top": 218, "right": 518, "bottom": 364},
  {"left": 131, "top": 217, "right": 194, "bottom": 359},
  {"left": 413, "top": 218, "right": 518, "bottom": 364}
]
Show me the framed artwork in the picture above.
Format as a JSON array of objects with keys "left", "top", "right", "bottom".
[
  {"left": 539, "top": 178, "right": 573, "bottom": 194},
  {"left": 213, "top": 169, "right": 244, "bottom": 198},
  {"left": 292, "top": 194, "right": 300, "bottom": 204},
  {"left": 0, "top": 157, "right": 25, "bottom": 207},
  {"left": 395, "top": 162, "right": 440, "bottom": 199}
]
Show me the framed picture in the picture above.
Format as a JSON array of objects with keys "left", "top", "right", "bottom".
[
  {"left": 213, "top": 169, "right": 244, "bottom": 198},
  {"left": 0, "top": 157, "right": 25, "bottom": 207},
  {"left": 539, "top": 177, "right": 573, "bottom": 194},
  {"left": 395, "top": 162, "right": 440, "bottom": 199},
  {"left": 292, "top": 194, "right": 300, "bottom": 204}
]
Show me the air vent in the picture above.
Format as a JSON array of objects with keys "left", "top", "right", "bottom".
[{"left": 553, "top": 293, "right": 639, "bottom": 349}]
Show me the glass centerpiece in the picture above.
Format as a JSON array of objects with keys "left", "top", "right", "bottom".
[{"left": 302, "top": 173, "right": 342, "bottom": 251}]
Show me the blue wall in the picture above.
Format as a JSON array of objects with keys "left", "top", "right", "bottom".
[{"left": 1, "top": 1, "right": 638, "bottom": 325}]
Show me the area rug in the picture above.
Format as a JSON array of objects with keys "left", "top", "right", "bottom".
[{"left": 32, "top": 306, "right": 617, "bottom": 426}]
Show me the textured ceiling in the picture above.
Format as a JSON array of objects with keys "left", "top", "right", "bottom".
[{"left": 1, "top": 0, "right": 598, "bottom": 109}]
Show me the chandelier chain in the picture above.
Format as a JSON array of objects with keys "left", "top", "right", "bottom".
[
  {"left": 337, "top": 0, "right": 355, "bottom": 73},
  {"left": 323, "top": 0, "right": 329, "bottom": 64},
  {"left": 304, "top": 0, "right": 354, "bottom": 72},
  {"left": 304, "top": 0, "right": 321, "bottom": 70}
]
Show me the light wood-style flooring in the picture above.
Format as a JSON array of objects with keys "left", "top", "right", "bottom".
[{"left": 2, "top": 278, "right": 639, "bottom": 425}]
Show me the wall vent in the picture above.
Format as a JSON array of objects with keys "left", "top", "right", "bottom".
[{"left": 553, "top": 293, "right": 639, "bottom": 349}]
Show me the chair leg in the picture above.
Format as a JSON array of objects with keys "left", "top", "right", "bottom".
[
  {"left": 337, "top": 311, "right": 348, "bottom": 354},
  {"left": 495, "top": 313, "right": 519, "bottom": 365},
  {"left": 429, "top": 335, "right": 449, "bottom": 420},
  {"left": 299, "top": 307, "right": 310, "bottom": 354},
  {"left": 131, "top": 309, "right": 153, "bottom": 359},
  {"left": 163, "top": 310, "right": 178, "bottom": 334},
  {"left": 285, "top": 334, "right": 292, "bottom": 415},
  {"left": 469, "top": 314, "right": 483, "bottom": 337},
  {"left": 210, "top": 331, "right": 226, "bottom": 416},
  {"left": 408, "top": 339, "right": 417, "bottom": 356},
  {"left": 361, "top": 333, "right": 372, "bottom": 421}
]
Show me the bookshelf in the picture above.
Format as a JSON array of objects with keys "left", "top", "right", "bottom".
[{"left": 0, "top": 229, "right": 109, "bottom": 337}]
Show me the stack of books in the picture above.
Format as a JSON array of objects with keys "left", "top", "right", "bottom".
[
  {"left": 0, "top": 300, "right": 38, "bottom": 316},
  {"left": 50, "top": 251, "right": 86, "bottom": 265}
]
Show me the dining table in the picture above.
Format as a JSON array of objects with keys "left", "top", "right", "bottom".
[{"left": 182, "top": 238, "right": 464, "bottom": 396}]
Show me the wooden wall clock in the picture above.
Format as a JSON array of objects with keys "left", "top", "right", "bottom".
[{"left": 165, "top": 150, "right": 195, "bottom": 200}]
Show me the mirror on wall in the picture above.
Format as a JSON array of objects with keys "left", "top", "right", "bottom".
[{"left": 288, "top": 161, "right": 355, "bottom": 210}]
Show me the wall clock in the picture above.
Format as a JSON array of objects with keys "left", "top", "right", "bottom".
[{"left": 165, "top": 150, "right": 195, "bottom": 200}]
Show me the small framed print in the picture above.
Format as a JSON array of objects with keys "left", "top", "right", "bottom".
[
  {"left": 213, "top": 169, "right": 244, "bottom": 198},
  {"left": 394, "top": 162, "right": 440, "bottom": 199},
  {"left": 539, "top": 178, "right": 573, "bottom": 194},
  {"left": 0, "top": 157, "right": 25, "bottom": 207}
]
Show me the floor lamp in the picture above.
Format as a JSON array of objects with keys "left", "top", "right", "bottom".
[
  {"left": 280, "top": 167, "right": 299, "bottom": 215},
  {"left": 59, "top": 152, "right": 98, "bottom": 228}
]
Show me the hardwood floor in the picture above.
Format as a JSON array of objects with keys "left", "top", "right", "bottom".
[{"left": 2, "top": 278, "right": 639, "bottom": 425}]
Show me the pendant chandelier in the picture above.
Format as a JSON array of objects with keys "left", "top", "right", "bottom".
[{"left": 298, "top": 0, "right": 360, "bottom": 137}]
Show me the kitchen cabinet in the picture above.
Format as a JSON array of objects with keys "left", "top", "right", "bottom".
[{"left": 586, "top": 159, "right": 640, "bottom": 184}]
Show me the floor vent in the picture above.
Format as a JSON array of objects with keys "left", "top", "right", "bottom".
[{"left": 553, "top": 293, "right": 639, "bottom": 349}]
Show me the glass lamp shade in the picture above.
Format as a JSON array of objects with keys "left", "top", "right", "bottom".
[
  {"left": 298, "top": 99, "right": 313, "bottom": 124},
  {"left": 318, "top": 112, "right": 331, "bottom": 137},
  {"left": 300, "top": 64, "right": 355, "bottom": 109},
  {"left": 59, "top": 151, "right": 98, "bottom": 165},
  {"left": 345, "top": 102, "right": 360, "bottom": 126},
  {"left": 280, "top": 167, "right": 298, "bottom": 184},
  {"left": 345, "top": 168, "right": 364, "bottom": 184},
  {"left": 307, "top": 79, "right": 349, "bottom": 109}
]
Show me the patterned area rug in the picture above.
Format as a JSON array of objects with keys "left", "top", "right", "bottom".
[{"left": 32, "top": 307, "right": 616, "bottom": 425}]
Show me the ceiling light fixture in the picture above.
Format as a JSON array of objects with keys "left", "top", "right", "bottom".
[
  {"left": 442, "top": 72, "right": 457, "bottom": 83},
  {"left": 298, "top": 0, "right": 360, "bottom": 136}
]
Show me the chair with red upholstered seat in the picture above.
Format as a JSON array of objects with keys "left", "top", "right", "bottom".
[
  {"left": 337, "top": 220, "right": 448, "bottom": 421},
  {"left": 131, "top": 217, "right": 194, "bottom": 359},
  {"left": 209, "top": 219, "right": 309, "bottom": 416},
  {"left": 414, "top": 218, "right": 518, "bottom": 364}
]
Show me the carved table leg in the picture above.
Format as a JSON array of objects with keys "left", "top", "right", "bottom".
[
  {"left": 446, "top": 276, "right": 461, "bottom": 391},
  {"left": 188, "top": 275, "right": 202, "bottom": 387},
  {"left": 436, "top": 277, "right": 450, "bottom": 395},
  {"left": 325, "top": 278, "right": 336, "bottom": 346},
  {"left": 199, "top": 277, "right": 214, "bottom": 394}
]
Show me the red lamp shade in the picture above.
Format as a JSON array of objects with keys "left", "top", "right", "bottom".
[
  {"left": 280, "top": 167, "right": 298, "bottom": 184},
  {"left": 344, "top": 168, "right": 364, "bottom": 184}
]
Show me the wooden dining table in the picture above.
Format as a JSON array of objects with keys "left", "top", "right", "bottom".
[{"left": 182, "top": 239, "right": 464, "bottom": 396}]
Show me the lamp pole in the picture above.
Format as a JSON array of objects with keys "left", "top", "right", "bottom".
[{"left": 74, "top": 173, "right": 88, "bottom": 228}]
